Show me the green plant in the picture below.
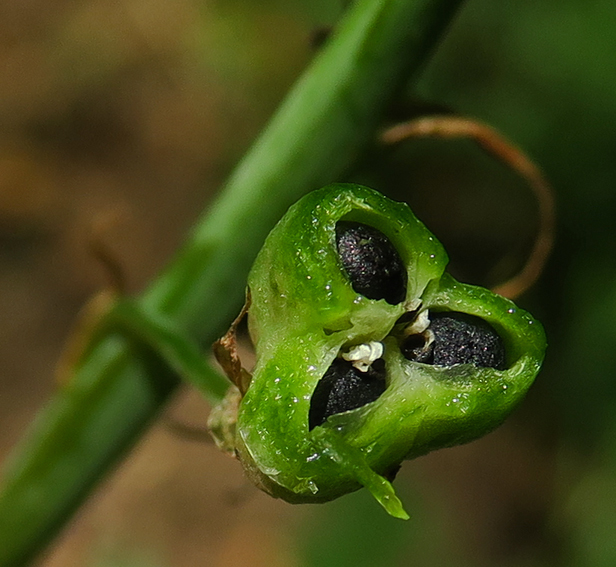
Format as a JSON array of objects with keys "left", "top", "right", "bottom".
[
  {"left": 0, "top": 0, "right": 551, "bottom": 564},
  {"left": 214, "top": 183, "right": 544, "bottom": 519}
]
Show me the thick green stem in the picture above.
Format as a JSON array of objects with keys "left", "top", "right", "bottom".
[{"left": 0, "top": 0, "right": 464, "bottom": 564}]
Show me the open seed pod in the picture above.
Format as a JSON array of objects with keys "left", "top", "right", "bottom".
[{"left": 222, "top": 183, "right": 545, "bottom": 518}]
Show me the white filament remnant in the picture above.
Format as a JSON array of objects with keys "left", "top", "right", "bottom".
[
  {"left": 404, "top": 309, "right": 430, "bottom": 336},
  {"left": 342, "top": 341, "right": 384, "bottom": 372}
]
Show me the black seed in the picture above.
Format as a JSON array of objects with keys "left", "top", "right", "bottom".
[
  {"left": 402, "top": 312, "right": 506, "bottom": 370},
  {"left": 309, "top": 358, "right": 387, "bottom": 430},
  {"left": 336, "top": 221, "right": 407, "bottom": 305}
]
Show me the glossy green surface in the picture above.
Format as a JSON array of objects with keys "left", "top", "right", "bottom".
[
  {"left": 236, "top": 184, "right": 546, "bottom": 518},
  {"left": 0, "top": 1, "right": 466, "bottom": 564}
]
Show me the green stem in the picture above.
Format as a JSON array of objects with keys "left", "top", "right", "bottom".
[
  {"left": 109, "top": 300, "right": 230, "bottom": 404},
  {"left": 0, "top": 0, "right": 464, "bottom": 564}
]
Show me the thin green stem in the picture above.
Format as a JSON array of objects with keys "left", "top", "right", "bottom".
[
  {"left": 110, "top": 300, "right": 230, "bottom": 404},
  {"left": 0, "top": 0, "right": 465, "bottom": 564}
]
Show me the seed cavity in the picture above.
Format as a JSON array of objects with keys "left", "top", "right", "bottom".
[
  {"left": 335, "top": 221, "right": 407, "bottom": 305},
  {"left": 309, "top": 358, "right": 387, "bottom": 430},
  {"left": 401, "top": 311, "right": 506, "bottom": 370}
]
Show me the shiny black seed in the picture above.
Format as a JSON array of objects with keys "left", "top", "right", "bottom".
[
  {"left": 336, "top": 221, "right": 407, "bottom": 305},
  {"left": 402, "top": 312, "right": 506, "bottom": 370},
  {"left": 309, "top": 358, "right": 387, "bottom": 430}
]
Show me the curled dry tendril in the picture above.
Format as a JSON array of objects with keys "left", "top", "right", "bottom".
[{"left": 380, "top": 115, "right": 555, "bottom": 299}]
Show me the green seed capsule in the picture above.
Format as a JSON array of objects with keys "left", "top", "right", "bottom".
[{"left": 220, "top": 183, "right": 546, "bottom": 518}]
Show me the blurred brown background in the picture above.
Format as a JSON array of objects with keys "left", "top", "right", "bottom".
[{"left": 0, "top": 1, "right": 316, "bottom": 565}]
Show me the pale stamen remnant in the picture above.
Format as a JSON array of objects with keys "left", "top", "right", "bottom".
[
  {"left": 403, "top": 309, "right": 431, "bottom": 336},
  {"left": 342, "top": 341, "right": 384, "bottom": 372}
]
